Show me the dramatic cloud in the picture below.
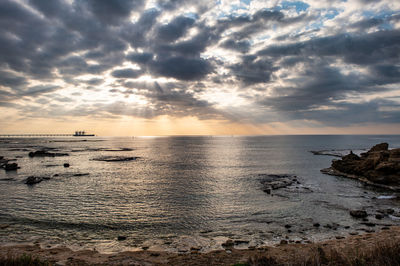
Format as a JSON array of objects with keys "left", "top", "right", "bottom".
[{"left": 0, "top": 0, "right": 399, "bottom": 133}]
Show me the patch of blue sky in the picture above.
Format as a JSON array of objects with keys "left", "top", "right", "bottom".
[
  {"left": 230, "top": 4, "right": 249, "bottom": 13},
  {"left": 240, "top": 0, "right": 251, "bottom": 5},
  {"left": 280, "top": 1, "right": 310, "bottom": 13},
  {"left": 378, "top": 22, "right": 394, "bottom": 30},
  {"left": 305, "top": 20, "right": 324, "bottom": 32},
  {"left": 183, "top": 12, "right": 199, "bottom": 20},
  {"left": 256, "top": 34, "right": 270, "bottom": 42},
  {"left": 324, "top": 9, "right": 340, "bottom": 20}
]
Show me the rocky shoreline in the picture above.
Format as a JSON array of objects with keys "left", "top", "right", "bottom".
[
  {"left": 320, "top": 143, "right": 400, "bottom": 191},
  {"left": 1, "top": 226, "right": 400, "bottom": 265}
]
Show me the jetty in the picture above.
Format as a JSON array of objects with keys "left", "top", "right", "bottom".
[{"left": 0, "top": 131, "right": 95, "bottom": 137}]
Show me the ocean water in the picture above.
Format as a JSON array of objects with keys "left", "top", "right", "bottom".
[{"left": 0, "top": 135, "right": 399, "bottom": 253}]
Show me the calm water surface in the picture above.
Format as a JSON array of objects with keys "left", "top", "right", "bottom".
[{"left": 0, "top": 135, "right": 399, "bottom": 252}]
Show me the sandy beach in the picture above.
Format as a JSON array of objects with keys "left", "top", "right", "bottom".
[{"left": 1, "top": 226, "right": 399, "bottom": 265}]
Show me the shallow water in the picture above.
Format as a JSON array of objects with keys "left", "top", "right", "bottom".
[{"left": 0, "top": 135, "right": 399, "bottom": 253}]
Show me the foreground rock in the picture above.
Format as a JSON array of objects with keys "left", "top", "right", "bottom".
[
  {"left": 259, "top": 174, "right": 298, "bottom": 193},
  {"left": 92, "top": 156, "right": 139, "bottom": 162},
  {"left": 29, "top": 150, "right": 69, "bottom": 157},
  {"left": 321, "top": 143, "right": 400, "bottom": 191}
]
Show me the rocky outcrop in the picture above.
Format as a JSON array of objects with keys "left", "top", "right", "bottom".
[
  {"left": 321, "top": 143, "right": 400, "bottom": 190},
  {"left": 29, "top": 150, "right": 69, "bottom": 157},
  {"left": 259, "top": 174, "right": 298, "bottom": 193},
  {"left": 92, "top": 156, "right": 139, "bottom": 162}
]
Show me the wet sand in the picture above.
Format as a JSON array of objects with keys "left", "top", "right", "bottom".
[{"left": 1, "top": 226, "right": 399, "bottom": 265}]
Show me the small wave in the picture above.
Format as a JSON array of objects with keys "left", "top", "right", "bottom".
[{"left": 377, "top": 195, "right": 397, "bottom": 199}]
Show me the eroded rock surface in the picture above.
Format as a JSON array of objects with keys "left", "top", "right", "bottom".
[{"left": 321, "top": 143, "right": 400, "bottom": 190}]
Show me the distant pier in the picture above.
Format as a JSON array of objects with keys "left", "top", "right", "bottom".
[{"left": 0, "top": 134, "right": 73, "bottom": 137}]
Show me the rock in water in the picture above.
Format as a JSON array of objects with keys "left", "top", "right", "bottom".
[
  {"left": 321, "top": 143, "right": 400, "bottom": 190},
  {"left": 259, "top": 174, "right": 297, "bottom": 192},
  {"left": 5, "top": 163, "right": 19, "bottom": 171},
  {"left": 350, "top": 210, "right": 368, "bottom": 218},
  {"left": 29, "top": 150, "right": 69, "bottom": 157},
  {"left": 25, "top": 176, "right": 44, "bottom": 185},
  {"left": 92, "top": 156, "right": 139, "bottom": 162}
]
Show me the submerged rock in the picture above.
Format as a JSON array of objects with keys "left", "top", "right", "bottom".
[
  {"left": 310, "top": 150, "right": 343, "bottom": 157},
  {"left": 321, "top": 143, "right": 400, "bottom": 190},
  {"left": 259, "top": 174, "right": 297, "bottom": 193},
  {"left": 25, "top": 176, "right": 44, "bottom": 185},
  {"left": 29, "top": 150, "right": 69, "bottom": 157},
  {"left": 92, "top": 156, "right": 139, "bottom": 162}
]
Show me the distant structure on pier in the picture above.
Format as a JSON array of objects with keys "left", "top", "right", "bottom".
[{"left": 73, "top": 130, "right": 95, "bottom": 137}]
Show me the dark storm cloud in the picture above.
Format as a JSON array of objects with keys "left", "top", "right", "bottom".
[
  {"left": 149, "top": 56, "right": 213, "bottom": 81},
  {"left": 156, "top": 16, "right": 195, "bottom": 42},
  {"left": 229, "top": 56, "right": 277, "bottom": 85},
  {"left": 259, "top": 63, "right": 361, "bottom": 111},
  {"left": 220, "top": 39, "right": 251, "bottom": 53},
  {"left": 258, "top": 30, "right": 400, "bottom": 65},
  {"left": 0, "top": 71, "right": 27, "bottom": 88},
  {"left": 17, "top": 85, "right": 61, "bottom": 97},
  {"left": 127, "top": 52, "right": 154, "bottom": 64},
  {"left": 120, "top": 9, "right": 161, "bottom": 48},
  {"left": 86, "top": 0, "right": 144, "bottom": 25},
  {"left": 154, "top": 24, "right": 220, "bottom": 56},
  {"left": 111, "top": 68, "right": 144, "bottom": 79},
  {"left": 294, "top": 99, "right": 400, "bottom": 126}
]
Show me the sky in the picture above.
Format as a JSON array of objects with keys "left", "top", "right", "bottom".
[{"left": 0, "top": 0, "right": 399, "bottom": 136}]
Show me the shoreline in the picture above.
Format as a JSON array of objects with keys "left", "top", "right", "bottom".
[{"left": 1, "top": 226, "right": 400, "bottom": 265}]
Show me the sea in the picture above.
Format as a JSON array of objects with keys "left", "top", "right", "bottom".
[{"left": 0, "top": 135, "right": 399, "bottom": 253}]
